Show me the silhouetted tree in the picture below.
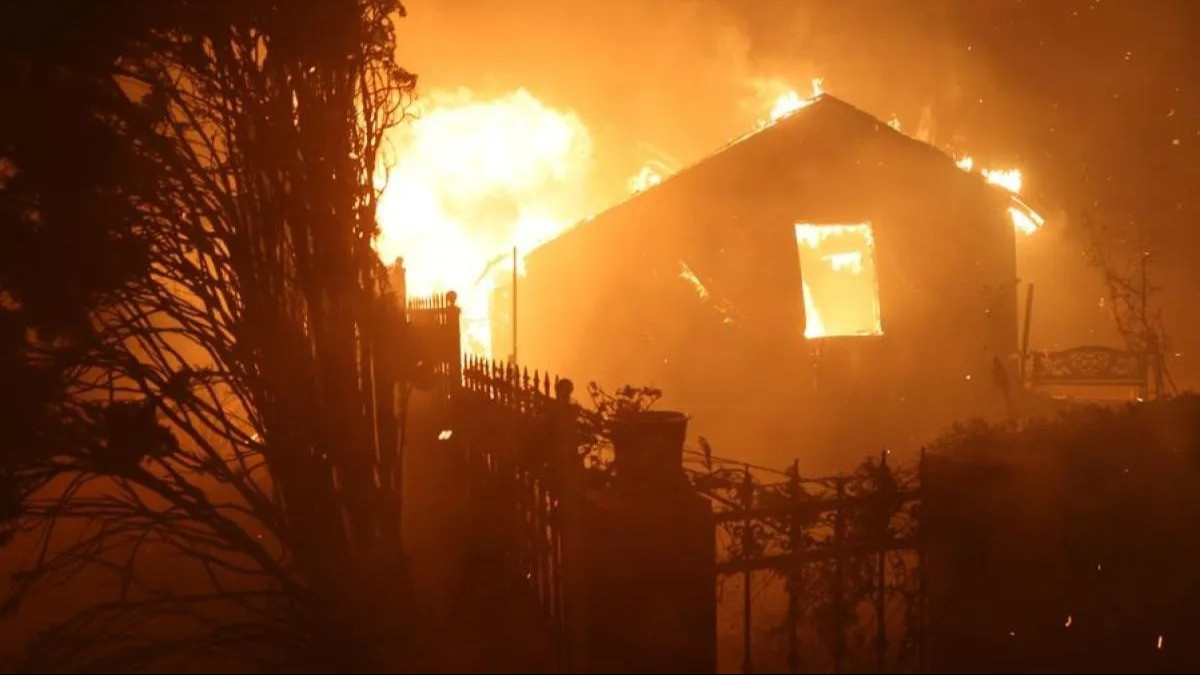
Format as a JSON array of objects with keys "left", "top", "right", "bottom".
[
  {"left": 1080, "top": 208, "right": 1175, "bottom": 396},
  {"left": 1, "top": 1, "right": 418, "bottom": 671},
  {"left": 0, "top": 0, "right": 165, "bottom": 585}
]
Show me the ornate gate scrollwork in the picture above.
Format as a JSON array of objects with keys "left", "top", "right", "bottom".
[{"left": 1028, "top": 345, "right": 1151, "bottom": 398}]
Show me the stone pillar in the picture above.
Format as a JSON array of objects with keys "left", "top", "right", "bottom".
[{"left": 582, "top": 411, "right": 716, "bottom": 673}]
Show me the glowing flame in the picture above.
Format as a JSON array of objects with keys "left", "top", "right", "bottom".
[
  {"left": 822, "top": 251, "right": 864, "bottom": 274},
  {"left": 769, "top": 92, "right": 805, "bottom": 121},
  {"left": 769, "top": 78, "right": 825, "bottom": 122},
  {"left": 757, "top": 81, "right": 1044, "bottom": 237},
  {"left": 629, "top": 164, "right": 663, "bottom": 193},
  {"left": 796, "top": 223, "right": 882, "bottom": 339},
  {"left": 801, "top": 281, "right": 826, "bottom": 338},
  {"left": 981, "top": 167, "right": 1023, "bottom": 194},
  {"left": 1008, "top": 205, "right": 1045, "bottom": 236},
  {"left": 955, "top": 156, "right": 1044, "bottom": 235},
  {"left": 374, "top": 89, "right": 592, "bottom": 356}
]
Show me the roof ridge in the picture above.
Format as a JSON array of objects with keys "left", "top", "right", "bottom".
[{"left": 555, "top": 94, "right": 1026, "bottom": 244}]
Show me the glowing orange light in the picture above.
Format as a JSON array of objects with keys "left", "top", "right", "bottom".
[
  {"left": 769, "top": 78, "right": 825, "bottom": 122},
  {"left": 628, "top": 164, "right": 663, "bottom": 193},
  {"left": 954, "top": 156, "right": 1045, "bottom": 235},
  {"left": 795, "top": 223, "right": 882, "bottom": 339},
  {"left": 374, "top": 88, "right": 592, "bottom": 356},
  {"left": 759, "top": 81, "right": 1044, "bottom": 237},
  {"left": 982, "top": 167, "right": 1023, "bottom": 194}
]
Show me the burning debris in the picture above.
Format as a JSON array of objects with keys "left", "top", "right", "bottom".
[
  {"left": 679, "top": 261, "right": 741, "bottom": 324},
  {"left": 678, "top": 261, "right": 711, "bottom": 301},
  {"left": 1007, "top": 195, "right": 1047, "bottom": 235},
  {"left": 958, "top": 158, "right": 1046, "bottom": 234}
]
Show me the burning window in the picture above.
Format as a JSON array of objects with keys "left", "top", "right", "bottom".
[{"left": 794, "top": 223, "right": 883, "bottom": 339}]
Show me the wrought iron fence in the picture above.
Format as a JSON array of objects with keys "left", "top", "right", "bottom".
[
  {"left": 449, "top": 355, "right": 599, "bottom": 670},
  {"left": 402, "top": 274, "right": 928, "bottom": 672},
  {"left": 406, "top": 291, "right": 461, "bottom": 402},
  {"left": 686, "top": 450, "right": 925, "bottom": 674},
  {"left": 1025, "top": 345, "right": 1161, "bottom": 400}
]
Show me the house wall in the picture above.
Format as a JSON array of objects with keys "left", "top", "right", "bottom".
[{"left": 510, "top": 120, "right": 1018, "bottom": 471}]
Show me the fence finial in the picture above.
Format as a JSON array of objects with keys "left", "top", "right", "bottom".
[{"left": 446, "top": 290, "right": 458, "bottom": 307}]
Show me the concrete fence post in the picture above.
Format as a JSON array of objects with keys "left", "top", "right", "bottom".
[{"left": 582, "top": 410, "right": 716, "bottom": 673}]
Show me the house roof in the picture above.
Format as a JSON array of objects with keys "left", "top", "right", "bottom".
[
  {"left": 572, "top": 93, "right": 1020, "bottom": 229},
  {"left": 669, "top": 94, "right": 946, "bottom": 188}
]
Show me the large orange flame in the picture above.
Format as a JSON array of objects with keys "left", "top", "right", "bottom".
[
  {"left": 375, "top": 82, "right": 1044, "bottom": 358},
  {"left": 374, "top": 88, "right": 593, "bottom": 355}
]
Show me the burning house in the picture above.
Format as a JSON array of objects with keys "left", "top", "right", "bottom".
[{"left": 494, "top": 94, "right": 1033, "bottom": 468}]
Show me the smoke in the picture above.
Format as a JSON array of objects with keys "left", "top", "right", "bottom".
[
  {"left": 392, "top": 0, "right": 1200, "bottom": 386},
  {"left": 392, "top": 1, "right": 1022, "bottom": 217},
  {"left": 395, "top": 0, "right": 827, "bottom": 207}
]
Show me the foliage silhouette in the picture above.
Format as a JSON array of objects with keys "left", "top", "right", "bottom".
[
  {"left": 1, "top": 1, "right": 419, "bottom": 671},
  {"left": 924, "top": 396, "right": 1200, "bottom": 672}
]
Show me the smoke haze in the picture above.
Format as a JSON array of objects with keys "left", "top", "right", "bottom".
[{"left": 396, "top": 0, "right": 1200, "bottom": 386}]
